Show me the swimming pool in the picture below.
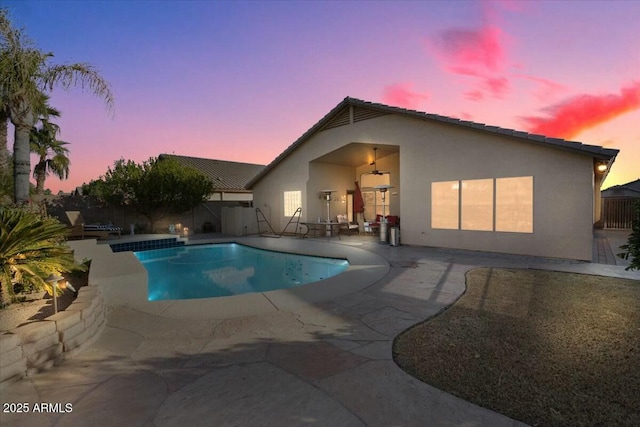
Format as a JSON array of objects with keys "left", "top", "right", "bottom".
[{"left": 135, "top": 243, "right": 349, "bottom": 301}]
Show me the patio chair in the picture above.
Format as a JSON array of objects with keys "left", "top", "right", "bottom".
[
  {"left": 65, "top": 211, "right": 122, "bottom": 240},
  {"left": 336, "top": 214, "right": 359, "bottom": 235},
  {"left": 363, "top": 214, "right": 382, "bottom": 235},
  {"left": 385, "top": 215, "right": 399, "bottom": 227}
]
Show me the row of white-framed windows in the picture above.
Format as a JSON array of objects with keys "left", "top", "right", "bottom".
[
  {"left": 283, "top": 190, "right": 301, "bottom": 217},
  {"left": 431, "top": 176, "right": 533, "bottom": 233}
]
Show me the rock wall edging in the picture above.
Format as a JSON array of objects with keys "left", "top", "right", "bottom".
[{"left": 0, "top": 285, "right": 106, "bottom": 387}]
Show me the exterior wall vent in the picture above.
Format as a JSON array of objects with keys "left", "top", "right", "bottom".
[
  {"left": 319, "top": 107, "right": 351, "bottom": 131},
  {"left": 320, "top": 106, "right": 389, "bottom": 132},
  {"left": 353, "top": 107, "right": 388, "bottom": 123}
]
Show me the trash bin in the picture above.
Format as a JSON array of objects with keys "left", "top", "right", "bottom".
[{"left": 390, "top": 226, "right": 400, "bottom": 246}]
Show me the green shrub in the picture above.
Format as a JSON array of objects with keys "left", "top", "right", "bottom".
[
  {"left": 618, "top": 200, "right": 640, "bottom": 271},
  {"left": 0, "top": 207, "right": 84, "bottom": 307}
]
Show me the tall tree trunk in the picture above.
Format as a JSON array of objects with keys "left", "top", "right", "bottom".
[
  {"left": 12, "top": 108, "right": 35, "bottom": 205},
  {"left": 35, "top": 159, "right": 46, "bottom": 194},
  {"left": 35, "top": 171, "right": 46, "bottom": 194},
  {"left": 0, "top": 111, "right": 8, "bottom": 154}
]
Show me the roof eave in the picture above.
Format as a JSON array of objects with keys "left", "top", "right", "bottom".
[
  {"left": 247, "top": 96, "right": 621, "bottom": 188},
  {"left": 247, "top": 97, "right": 354, "bottom": 188}
]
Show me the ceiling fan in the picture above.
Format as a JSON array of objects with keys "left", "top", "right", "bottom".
[{"left": 368, "top": 147, "right": 389, "bottom": 175}]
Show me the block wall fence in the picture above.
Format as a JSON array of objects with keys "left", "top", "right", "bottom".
[{"left": 0, "top": 285, "right": 106, "bottom": 387}]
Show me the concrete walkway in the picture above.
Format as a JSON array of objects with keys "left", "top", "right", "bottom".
[
  {"left": 593, "top": 229, "right": 632, "bottom": 266},
  {"left": 1, "top": 235, "right": 638, "bottom": 427}
]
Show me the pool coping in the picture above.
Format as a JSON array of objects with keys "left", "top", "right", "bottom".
[{"left": 68, "top": 236, "right": 389, "bottom": 320}]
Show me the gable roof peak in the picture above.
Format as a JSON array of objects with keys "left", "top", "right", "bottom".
[{"left": 247, "top": 96, "right": 619, "bottom": 188}]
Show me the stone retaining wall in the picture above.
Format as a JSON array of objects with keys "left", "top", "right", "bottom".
[{"left": 0, "top": 285, "right": 106, "bottom": 386}]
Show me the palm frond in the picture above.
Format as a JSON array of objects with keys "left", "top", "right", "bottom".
[
  {"left": 43, "top": 63, "right": 115, "bottom": 113},
  {"left": 0, "top": 207, "right": 82, "bottom": 306}
]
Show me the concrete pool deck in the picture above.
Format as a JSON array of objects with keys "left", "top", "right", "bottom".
[
  {"left": 1, "top": 234, "right": 638, "bottom": 427},
  {"left": 84, "top": 237, "right": 390, "bottom": 320}
]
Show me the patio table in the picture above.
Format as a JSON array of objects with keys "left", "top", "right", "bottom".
[{"left": 299, "top": 221, "right": 342, "bottom": 239}]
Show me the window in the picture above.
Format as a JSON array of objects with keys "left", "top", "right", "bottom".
[
  {"left": 431, "top": 176, "right": 533, "bottom": 233},
  {"left": 361, "top": 172, "right": 390, "bottom": 189},
  {"left": 431, "top": 181, "right": 459, "bottom": 229},
  {"left": 361, "top": 173, "right": 391, "bottom": 221},
  {"left": 363, "top": 191, "right": 376, "bottom": 221},
  {"left": 283, "top": 191, "right": 301, "bottom": 217},
  {"left": 496, "top": 177, "right": 533, "bottom": 233},
  {"left": 361, "top": 190, "right": 390, "bottom": 219},
  {"left": 346, "top": 192, "right": 354, "bottom": 222},
  {"left": 461, "top": 179, "right": 493, "bottom": 231}
]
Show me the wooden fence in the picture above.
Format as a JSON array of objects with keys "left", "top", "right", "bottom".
[{"left": 602, "top": 197, "right": 637, "bottom": 229}]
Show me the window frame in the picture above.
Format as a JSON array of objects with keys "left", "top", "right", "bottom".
[
  {"left": 495, "top": 176, "right": 533, "bottom": 233},
  {"left": 461, "top": 179, "right": 494, "bottom": 231},
  {"left": 283, "top": 190, "right": 301, "bottom": 217}
]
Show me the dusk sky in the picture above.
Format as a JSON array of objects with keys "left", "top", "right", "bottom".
[{"left": 4, "top": 0, "right": 639, "bottom": 193}]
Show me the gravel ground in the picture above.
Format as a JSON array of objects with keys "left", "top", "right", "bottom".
[
  {"left": 0, "top": 270, "right": 88, "bottom": 331},
  {"left": 393, "top": 268, "right": 640, "bottom": 427}
]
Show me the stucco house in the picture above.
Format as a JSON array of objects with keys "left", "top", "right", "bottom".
[
  {"left": 158, "top": 154, "right": 264, "bottom": 233},
  {"left": 159, "top": 154, "right": 264, "bottom": 202},
  {"left": 602, "top": 179, "right": 640, "bottom": 200},
  {"left": 247, "top": 97, "right": 618, "bottom": 261}
]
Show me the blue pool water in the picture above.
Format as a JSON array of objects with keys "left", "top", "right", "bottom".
[{"left": 135, "top": 243, "right": 349, "bottom": 301}]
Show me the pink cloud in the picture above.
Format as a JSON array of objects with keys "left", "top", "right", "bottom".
[
  {"left": 515, "top": 74, "right": 567, "bottom": 101},
  {"left": 522, "top": 81, "right": 640, "bottom": 139},
  {"left": 426, "top": 2, "right": 514, "bottom": 100},
  {"left": 382, "top": 83, "right": 429, "bottom": 109},
  {"left": 516, "top": 74, "right": 565, "bottom": 88},
  {"left": 446, "top": 66, "right": 484, "bottom": 77},
  {"left": 484, "top": 77, "right": 509, "bottom": 98},
  {"left": 465, "top": 90, "right": 484, "bottom": 101},
  {"left": 433, "top": 25, "right": 505, "bottom": 74}
]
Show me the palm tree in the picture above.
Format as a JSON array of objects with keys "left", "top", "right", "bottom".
[
  {"left": 0, "top": 207, "right": 80, "bottom": 307},
  {"left": 30, "top": 102, "right": 69, "bottom": 194},
  {"left": 0, "top": 8, "right": 114, "bottom": 204},
  {"left": 0, "top": 109, "right": 8, "bottom": 160},
  {"left": 31, "top": 120, "right": 71, "bottom": 194},
  {"left": 0, "top": 147, "right": 12, "bottom": 204}
]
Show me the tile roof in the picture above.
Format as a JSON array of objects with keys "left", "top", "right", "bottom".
[
  {"left": 247, "top": 96, "right": 620, "bottom": 188},
  {"left": 602, "top": 178, "right": 640, "bottom": 195},
  {"left": 159, "top": 154, "right": 264, "bottom": 192}
]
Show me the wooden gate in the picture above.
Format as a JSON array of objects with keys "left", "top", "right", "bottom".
[{"left": 602, "top": 197, "right": 637, "bottom": 229}]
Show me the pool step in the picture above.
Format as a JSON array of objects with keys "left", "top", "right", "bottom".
[{"left": 109, "top": 237, "right": 186, "bottom": 253}]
